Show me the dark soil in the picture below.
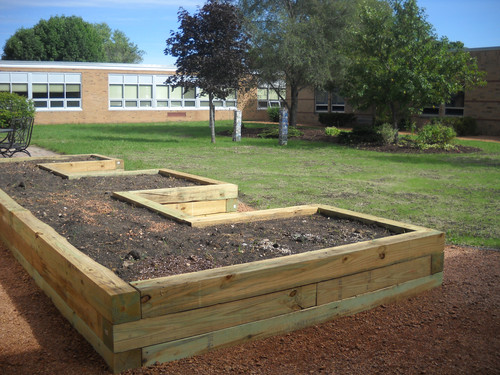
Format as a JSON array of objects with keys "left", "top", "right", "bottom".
[
  {"left": 0, "top": 157, "right": 394, "bottom": 282},
  {"left": 221, "top": 125, "right": 482, "bottom": 154}
]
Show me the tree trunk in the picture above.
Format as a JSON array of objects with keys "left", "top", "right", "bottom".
[
  {"left": 209, "top": 93, "right": 216, "bottom": 144},
  {"left": 288, "top": 84, "right": 299, "bottom": 128},
  {"left": 390, "top": 102, "right": 398, "bottom": 130}
]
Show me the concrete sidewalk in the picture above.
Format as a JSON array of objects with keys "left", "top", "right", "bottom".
[{"left": 8, "top": 145, "right": 60, "bottom": 158}]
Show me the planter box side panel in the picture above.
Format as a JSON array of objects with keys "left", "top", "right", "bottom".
[
  {"left": 142, "top": 273, "right": 443, "bottom": 366},
  {"left": 134, "top": 229, "right": 444, "bottom": 318}
]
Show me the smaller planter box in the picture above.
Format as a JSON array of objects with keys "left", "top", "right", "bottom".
[{"left": 37, "top": 154, "right": 124, "bottom": 179}]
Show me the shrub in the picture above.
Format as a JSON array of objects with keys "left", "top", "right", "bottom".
[
  {"left": 325, "top": 126, "right": 341, "bottom": 137},
  {"left": 0, "top": 92, "right": 35, "bottom": 129},
  {"left": 258, "top": 125, "right": 303, "bottom": 138},
  {"left": 377, "top": 123, "right": 398, "bottom": 145},
  {"left": 416, "top": 123, "right": 456, "bottom": 149},
  {"left": 431, "top": 116, "right": 478, "bottom": 136},
  {"left": 337, "top": 125, "right": 381, "bottom": 145},
  {"left": 318, "top": 113, "right": 356, "bottom": 127},
  {"left": 267, "top": 107, "right": 280, "bottom": 122}
]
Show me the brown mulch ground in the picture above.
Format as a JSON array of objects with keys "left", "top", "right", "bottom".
[{"left": 1, "top": 242, "right": 498, "bottom": 375}]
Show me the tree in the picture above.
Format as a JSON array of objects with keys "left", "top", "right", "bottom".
[
  {"left": 341, "top": 0, "right": 486, "bottom": 129},
  {"left": 2, "top": 16, "right": 144, "bottom": 63},
  {"left": 94, "top": 23, "right": 145, "bottom": 63},
  {"left": 165, "top": 0, "right": 251, "bottom": 143},
  {"left": 238, "top": 0, "right": 354, "bottom": 127},
  {"left": 3, "top": 16, "right": 104, "bottom": 62}
]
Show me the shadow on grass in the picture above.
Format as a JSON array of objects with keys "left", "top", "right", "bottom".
[{"left": 361, "top": 150, "right": 500, "bottom": 169}]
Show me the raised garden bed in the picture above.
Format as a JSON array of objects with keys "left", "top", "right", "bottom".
[{"left": 0, "top": 155, "right": 444, "bottom": 373}]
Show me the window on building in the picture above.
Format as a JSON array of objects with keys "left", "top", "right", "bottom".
[
  {"left": 445, "top": 91, "right": 465, "bottom": 116},
  {"left": 257, "top": 82, "right": 286, "bottom": 110},
  {"left": 0, "top": 72, "right": 81, "bottom": 110},
  {"left": 315, "top": 90, "right": 329, "bottom": 112},
  {"left": 331, "top": 89, "right": 345, "bottom": 112},
  {"left": 108, "top": 74, "right": 238, "bottom": 110},
  {"left": 315, "top": 89, "right": 345, "bottom": 113},
  {"left": 422, "top": 105, "right": 440, "bottom": 116}
]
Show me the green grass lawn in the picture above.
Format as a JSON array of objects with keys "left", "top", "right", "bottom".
[{"left": 31, "top": 120, "right": 500, "bottom": 249}]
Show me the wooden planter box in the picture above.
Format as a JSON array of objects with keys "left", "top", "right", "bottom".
[{"left": 0, "top": 156, "right": 444, "bottom": 373}]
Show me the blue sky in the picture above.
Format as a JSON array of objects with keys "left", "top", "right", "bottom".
[{"left": 0, "top": 0, "right": 499, "bottom": 66}]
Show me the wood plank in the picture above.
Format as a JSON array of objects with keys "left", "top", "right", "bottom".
[
  {"left": 316, "top": 205, "right": 428, "bottom": 233},
  {"left": 38, "top": 159, "right": 122, "bottom": 174},
  {"left": 159, "top": 168, "right": 228, "bottom": 185},
  {"left": 132, "top": 184, "right": 238, "bottom": 204},
  {"left": 113, "top": 284, "right": 317, "bottom": 352},
  {"left": 9, "top": 209, "right": 140, "bottom": 325},
  {"left": 112, "top": 191, "right": 193, "bottom": 224},
  {"left": 431, "top": 252, "right": 445, "bottom": 274},
  {"left": 133, "top": 229, "right": 444, "bottom": 318},
  {"left": 317, "top": 256, "right": 431, "bottom": 305},
  {"left": 226, "top": 198, "right": 238, "bottom": 213},
  {"left": 142, "top": 273, "right": 442, "bottom": 365},
  {"left": 189, "top": 204, "right": 320, "bottom": 227},
  {"left": 163, "top": 200, "right": 228, "bottom": 216},
  {"left": 64, "top": 169, "right": 159, "bottom": 180}
]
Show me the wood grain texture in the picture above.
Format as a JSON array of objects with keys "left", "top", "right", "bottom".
[
  {"left": 113, "top": 284, "right": 317, "bottom": 352},
  {"left": 133, "top": 229, "right": 444, "bottom": 318},
  {"left": 142, "top": 273, "right": 443, "bottom": 366}
]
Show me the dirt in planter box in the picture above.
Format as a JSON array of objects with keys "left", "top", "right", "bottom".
[{"left": 1, "top": 159, "right": 396, "bottom": 282}]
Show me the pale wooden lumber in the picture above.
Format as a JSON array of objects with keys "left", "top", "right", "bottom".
[
  {"left": 189, "top": 204, "right": 319, "bottom": 227},
  {"left": 315, "top": 204, "right": 428, "bottom": 233},
  {"left": 133, "top": 229, "right": 444, "bottom": 317},
  {"left": 0, "top": 195, "right": 141, "bottom": 325},
  {"left": 163, "top": 200, "right": 228, "bottom": 216},
  {"left": 317, "top": 256, "right": 431, "bottom": 304},
  {"left": 142, "top": 273, "right": 442, "bottom": 365},
  {"left": 132, "top": 183, "right": 238, "bottom": 204},
  {"left": 112, "top": 191, "right": 193, "bottom": 224},
  {"left": 159, "top": 168, "right": 228, "bottom": 185},
  {"left": 113, "top": 284, "right": 316, "bottom": 352}
]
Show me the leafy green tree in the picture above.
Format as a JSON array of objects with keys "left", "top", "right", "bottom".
[
  {"left": 238, "top": 0, "right": 354, "bottom": 127},
  {"left": 165, "top": 0, "right": 251, "bottom": 143},
  {"left": 3, "top": 16, "right": 104, "bottom": 61},
  {"left": 2, "top": 16, "right": 143, "bottom": 63},
  {"left": 94, "top": 23, "right": 145, "bottom": 63},
  {"left": 341, "top": 0, "right": 486, "bottom": 129}
]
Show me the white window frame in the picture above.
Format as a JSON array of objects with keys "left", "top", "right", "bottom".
[
  {"left": 0, "top": 72, "right": 82, "bottom": 111},
  {"left": 314, "top": 89, "right": 345, "bottom": 113},
  {"left": 257, "top": 81, "right": 286, "bottom": 110},
  {"left": 108, "top": 74, "right": 238, "bottom": 110},
  {"left": 445, "top": 91, "right": 465, "bottom": 117}
]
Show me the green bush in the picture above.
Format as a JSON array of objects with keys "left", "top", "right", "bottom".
[
  {"left": 337, "top": 125, "right": 381, "bottom": 145},
  {"left": 416, "top": 123, "right": 457, "bottom": 149},
  {"left": 318, "top": 113, "right": 356, "bottom": 127},
  {"left": 431, "top": 116, "right": 478, "bottom": 136},
  {"left": 377, "top": 123, "right": 398, "bottom": 145},
  {"left": 325, "top": 126, "right": 341, "bottom": 137},
  {"left": 0, "top": 92, "right": 35, "bottom": 129},
  {"left": 258, "top": 125, "right": 303, "bottom": 138},
  {"left": 267, "top": 107, "right": 280, "bottom": 122}
]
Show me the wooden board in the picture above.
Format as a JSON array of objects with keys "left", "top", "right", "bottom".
[
  {"left": 189, "top": 204, "right": 320, "bottom": 227},
  {"left": 164, "top": 200, "right": 228, "bottom": 216},
  {"left": 159, "top": 168, "right": 228, "bottom": 185},
  {"left": 113, "top": 284, "right": 317, "bottom": 352},
  {"left": 132, "top": 183, "right": 238, "bottom": 204},
  {"left": 142, "top": 273, "right": 442, "bottom": 366},
  {"left": 317, "top": 255, "right": 431, "bottom": 304},
  {"left": 133, "top": 228, "right": 444, "bottom": 318}
]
